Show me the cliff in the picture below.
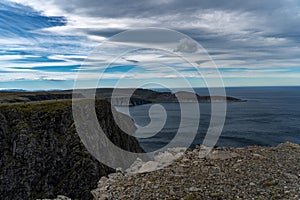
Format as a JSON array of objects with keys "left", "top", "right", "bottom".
[{"left": 0, "top": 100, "right": 144, "bottom": 200}]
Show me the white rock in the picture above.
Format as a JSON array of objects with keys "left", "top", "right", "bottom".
[
  {"left": 139, "top": 161, "right": 159, "bottom": 173},
  {"left": 126, "top": 158, "right": 144, "bottom": 173},
  {"left": 126, "top": 148, "right": 186, "bottom": 174}
]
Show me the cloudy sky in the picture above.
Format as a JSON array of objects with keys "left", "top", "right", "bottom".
[{"left": 0, "top": 0, "right": 300, "bottom": 90}]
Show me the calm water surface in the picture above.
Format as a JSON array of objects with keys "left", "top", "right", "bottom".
[{"left": 116, "top": 87, "right": 300, "bottom": 152}]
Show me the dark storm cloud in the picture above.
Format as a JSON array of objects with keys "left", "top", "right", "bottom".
[
  {"left": 48, "top": 0, "right": 300, "bottom": 48},
  {"left": 45, "top": 0, "right": 292, "bottom": 18}
]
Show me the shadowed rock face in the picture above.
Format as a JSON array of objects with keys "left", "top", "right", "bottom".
[{"left": 0, "top": 100, "right": 144, "bottom": 200}]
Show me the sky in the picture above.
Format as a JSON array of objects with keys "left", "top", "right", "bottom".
[{"left": 0, "top": 0, "right": 300, "bottom": 90}]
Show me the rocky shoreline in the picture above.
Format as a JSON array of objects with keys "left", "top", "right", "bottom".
[{"left": 92, "top": 142, "right": 300, "bottom": 200}]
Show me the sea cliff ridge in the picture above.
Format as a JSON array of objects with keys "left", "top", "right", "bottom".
[{"left": 0, "top": 99, "right": 144, "bottom": 199}]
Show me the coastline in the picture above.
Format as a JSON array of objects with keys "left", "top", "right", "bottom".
[{"left": 0, "top": 88, "right": 246, "bottom": 105}]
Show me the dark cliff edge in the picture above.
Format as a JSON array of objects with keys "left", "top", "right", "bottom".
[{"left": 0, "top": 100, "right": 144, "bottom": 200}]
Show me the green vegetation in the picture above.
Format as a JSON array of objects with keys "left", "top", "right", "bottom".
[{"left": 1, "top": 100, "right": 71, "bottom": 114}]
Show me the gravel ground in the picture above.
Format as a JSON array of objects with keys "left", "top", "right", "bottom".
[{"left": 92, "top": 142, "right": 300, "bottom": 200}]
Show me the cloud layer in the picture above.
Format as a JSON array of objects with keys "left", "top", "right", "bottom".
[{"left": 1, "top": 0, "right": 300, "bottom": 89}]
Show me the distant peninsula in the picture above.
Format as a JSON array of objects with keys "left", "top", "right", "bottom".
[{"left": 0, "top": 88, "right": 246, "bottom": 106}]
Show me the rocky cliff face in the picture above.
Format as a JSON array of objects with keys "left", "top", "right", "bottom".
[{"left": 0, "top": 100, "right": 144, "bottom": 200}]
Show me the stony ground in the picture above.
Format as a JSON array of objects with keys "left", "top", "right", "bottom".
[{"left": 92, "top": 142, "right": 300, "bottom": 200}]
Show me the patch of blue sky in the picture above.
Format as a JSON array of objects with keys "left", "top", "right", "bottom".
[
  {"left": 104, "top": 65, "right": 138, "bottom": 73},
  {"left": 0, "top": 70, "right": 11, "bottom": 73},
  {"left": 2, "top": 50, "right": 33, "bottom": 56},
  {"left": 286, "top": 67, "right": 300, "bottom": 73},
  {"left": 0, "top": 79, "right": 74, "bottom": 90},
  {"left": 179, "top": 68, "right": 198, "bottom": 72},
  {"left": 12, "top": 65, "right": 81, "bottom": 72},
  {"left": 216, "top": 68, "right": 292, "bottom": 72},
  {"left": 0, "top": 1, "right": 66, "bottom": 38},
  {"left": 0, "top": 1, "right": 86, "bottom": 57},
  {"left": 63, "top": 57, "right": 86, "bottom": 62},
  {"left": 11, "top": 56, "right": 65, "bottom": 63},
  {"left": 218, "top": 68, "right": 249, "bottom": 71}
]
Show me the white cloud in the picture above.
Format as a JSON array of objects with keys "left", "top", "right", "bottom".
[
  {"left": 174, "top": 38, "right": 198, "bottom": 53},
  {"left": 8, "top": 0, "right": 64, "bottom": 16}
]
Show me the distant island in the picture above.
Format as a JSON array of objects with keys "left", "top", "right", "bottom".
[{"left": 0, "top": 88, "right": 246, "bottom": 106}]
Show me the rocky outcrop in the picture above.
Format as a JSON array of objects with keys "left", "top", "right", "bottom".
[
  {"left": 93, "top": 142, "right": 300, "bottom": 199},
  {"left": 0, "top": 100, "right": 144, "bottom": 200}
]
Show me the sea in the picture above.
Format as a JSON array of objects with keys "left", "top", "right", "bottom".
[{"left": 116, "top": 86, "right": 300, "bottom": 152}]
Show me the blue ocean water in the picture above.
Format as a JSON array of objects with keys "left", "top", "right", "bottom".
[{"left": 117, "top": 87, "right": 300, "bottom": 152}]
